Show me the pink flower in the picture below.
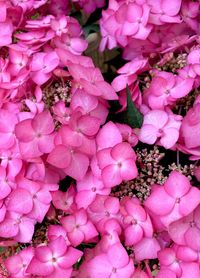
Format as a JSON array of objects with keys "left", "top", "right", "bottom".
[
  {"left": 0, "top": 109, "right": 18, "bottom": 149},
  {"left": 180, "top": 103, "right": 200, "bottom": 149},
  {"left": 67, "top": 62, "right": 118, "bottom": 100},
  {"left": 0, "top": 20, "right": 13, "bottom": 47},
  {"left": 187, "top": 48, "right": 200, "bottom": 76},
  {"left": 52, "top": 185, "right": 76, "bottom": 212},
  {"left": 121, "top": 197, "right": 153, "bottom": 245},
  {"left": 5, "top": 246, "right": 34, "bottom": 278},
  {"left": 87, "top": 195, "right": 120, "bottom": 233},
  {"left": 27, "top": 236, "right": 82, "bottom": 277},
  {"left": 134, "top": 237, "right": 161, "bottom": 261},
  {"left": 169, "top": 205, "right": 200, "bottom": 251},
  {"left": 139, "top": 109, "right": 182, "bottom": 149},
  {"left": 0, "top": 211, "right": 35, "bottom": 243},
  {"left": 148, "top": 0, "right": 182, "bottom": 25},
  {"left": 116, "top": 2, "right": 152, "bottom": 40},
  {"left": 145, "top": 171, "right": 200, "bottom": 227},
  {"left": 76, "top": 171, "right": 110, "bottom": 209},
  {"left": 144, "top": 71, "right": 193, "bottom": 109},
  {"left": 30, "top": 51, "right": 59, "bottom": 85},
  {"left": 61, "top": 208, "right": 98, "bottom": 246},
  {"left": 50, "top": 16, "right": 68, "bottom": 36},
  {"left": 15, "top": 110, "right": 55, "bottom": 158},
  {"left": 86, "top": 242, "right": 135, "bottom": 278},
  {"left": 0, "top": 165, "right": 15, "bottom": 200}
]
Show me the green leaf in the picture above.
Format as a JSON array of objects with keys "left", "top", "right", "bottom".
[{"left": 117, "top": 85, "right": 143, "bottom": 128}]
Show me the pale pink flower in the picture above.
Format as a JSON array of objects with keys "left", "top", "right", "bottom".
[{"left": 139, "top": 109, "right": 182, "bottom": 149}]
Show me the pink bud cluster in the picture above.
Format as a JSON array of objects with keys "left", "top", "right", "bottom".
[{"left": 1, "top": 0, "right": 200, "bottom": 278}]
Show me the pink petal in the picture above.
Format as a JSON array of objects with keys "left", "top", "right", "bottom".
[
  {"left": 180, "top": 188, "right": 200, "bottom": 216},
  {"left": 15, "top": 119, "right": 34, "bottom": 142},
  {"left": 124, "top": 225, "right": 143, "bottom": 245},
  {"left": 27, "top": 258, "right": 54, "bottom": 276},
  {"left": 47, "top": 145, "right": 71, "bottom": 169},
  {"left": 145, "top": 187, "right": 174, "bottom": 216},
  {"left": 102, "top": 164, "right": 122, "bottom": 188},
  {"left": 7, "top": 189, "right": 33, "bottom": 214},
  {"left": 164, "top": 171, "right": 191, "bottom": 198},
  {"left": 64, "top": 152, "right": 89, "bottom": 180},
  {"left": 139, "top": 124, "right": 158, "bottom": 144},
  {"left": 32, "top": 111, "right": 54, "bottom": 134}
]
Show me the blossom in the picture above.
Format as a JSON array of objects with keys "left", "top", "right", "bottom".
[
  {"left": 30, "top": 51, "right": 59, "bottom": 85},
  {"left": 86, "top": 242, "right": 135, "bottom": 278},
  {"left": 27, "top": 236, "right": 82, "bottom": 277},
  {"left": 145, "top": 171, "right": 200, "bottom": 227},
  {"left": 5, "top": 246, "right": 34, "bottom": 278},
  {"left": 139, "top": 109, "right": 182, "bottom": 149},
  {"left": 97, "top": 142, "right": 138, "bottom": 188},
  {"left": 61, "top": 208, "right": 98, "bottom": 246},
  {"left": 15, "top": 110, "right": 55, "bottom": 158}
]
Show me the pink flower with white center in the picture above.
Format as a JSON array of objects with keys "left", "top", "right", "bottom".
[
  {"left": 0, "top": 211, "right": 36, "bottom": 243},
  {"left": 86, "top": 242, "right": 135, "bottom": 278},
  {"left": 87, "top": 195, "right": 120, "bottom": 233},
  {"left": 0, "top": 148, "right": 22, "bottom": 179},
  {"left": 97, "top": 142, "right": 138, "bottom": 188},
  {"left": 52, "top": 185, "right": 77, "bottom": 213},
  {"left": 115, "top": 2, "right": 152, "bottom": 40},
  {"left": 15, "top": 110, "right": 55, "bottom": 158},
  {"left": 61, "top": 208, "right": 98, "bottom": 247},
  {"left": 27, "top": 236, "right": 82, "bottom": 278},
  {"left": 76, "top": 171, "right": 110, "bottom": 209},
  {"left": 169, "top": 204, "right": 200, "bottom": 251},
  {"left": 51, "top": 15, "right": 68, "bottom": 36},
  {"left": 147, "top": 0, "right": 182, "bottom": 25},
  {"left": 30, "top": 51, "right": 59, "bottom": 85},
  {"left": 144, "top": 71, "right": 194, "bottom": 109},
  {"left": 145, "top": 171, "right": 200, "bottom": 227},
  {"left": 5, "top": 246, "right": 34, "bottom": 278},
  {"left": 121, "top": 197, "right": 153, "bottom": 246},
  {"left": 8, "top": 48, "right": 28, "bottom": 76},
  {"left": 139, "top": 109, "right": 182, "bottom": 149},
  {"left": 0, "top": 109, "right": 18, "bottom": 150}
]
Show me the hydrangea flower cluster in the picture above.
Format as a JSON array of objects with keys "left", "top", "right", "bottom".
[{"left": 1, "top": 0, "right": 200, "bottom": 277}]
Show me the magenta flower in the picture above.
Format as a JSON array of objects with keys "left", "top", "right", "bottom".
[
  {"left": 76, "top": 171, "right": 110, "bottom": 209},
  {"left": 97, "top": 142, "right": 138, "bottom": 188},
  {"left": 169, "top": 204, "right": 200, "bottom": 251},
  {"left": 86, "top": 242, "right": 135, "bottom": 277},
  {"left": 5, "top": 246, "right": 34, "bottom": 278},
  {"left": 148, "top": 0, "right": 182, "bottom": 25},
  {"left": 0, "top": 211, "right": 35, "bottom": 243},
  {"left": 145, "top": 171, "right": 200, "bottom": 227},
  {"left": 0, "top": 20, "right": 13, "bottom": 47},
  {"left": 15, "top": 110, "right": 55, "bottom": 158},
  {"left": 121, "top": 197, "right": 153, "bottom": 245},
  {"left": 144, "top": 71, "right": 193, "bottom": 109},
  {"left": 61, "top": 208, "right": 98, "bottom": 246},
  {"left": 52, "top": 185, "right": 76, "bottom": 212},
  {"left": 139, "top": 109, "right": 182, "bottom": 149},
  {"left": 30, "top": 51, "right": 59, "bottom": 85},
  {"left": 27, "top": 236, "right": 82, "bottom": 277}
]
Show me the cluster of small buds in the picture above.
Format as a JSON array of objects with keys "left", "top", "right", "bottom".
[
  {"left": 154, "top": 53, "right": 188, "bottom": 73},
  {"left": 42, "top": 80, "right": 72, "bottom": 108},
  {"left": 168, "top": 162, "right": 196, "bottom": 182},
  {"left": 111, "top": 146, "right": 166, "bottom": 201},
  {"left": 174, "top": 88, "right": 200, "bottom": 114}
]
